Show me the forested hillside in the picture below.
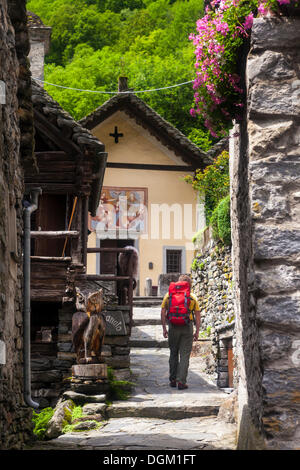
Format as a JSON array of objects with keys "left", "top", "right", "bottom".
[{"left": 27, "top": 0, "right": 213, "bottom": 149}]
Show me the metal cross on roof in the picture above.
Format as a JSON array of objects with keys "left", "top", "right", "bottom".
[{"left": 109, "top": 126, "right": 123, "bottom": 143}]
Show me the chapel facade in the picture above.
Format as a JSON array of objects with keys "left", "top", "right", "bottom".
[{"left": 80, "top": 80, "right": 212, "bottom": 296}]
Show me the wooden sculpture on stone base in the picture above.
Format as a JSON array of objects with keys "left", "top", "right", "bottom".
[{"left": 72, "top": 288, "right": 106, "bottom": 364}]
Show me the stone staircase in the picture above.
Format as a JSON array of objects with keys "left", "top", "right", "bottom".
[
  {"left": 129, "top": 300, "right": 168, "bottom": 348},
  {"left": 28, "top": 298, "right": 237, "bottom": 450},
  {"left": 107, "top": 299, "right": 234, "bottom": 424},
  {"left": 133, "top": 295, "right": 164, "bottom": 307}
]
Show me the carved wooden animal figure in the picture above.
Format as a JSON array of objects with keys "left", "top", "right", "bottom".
[
  {"left": 118, "top": 246, "right": 139, "bottom": 304},
  {"left": 72, "top": 288, "right": 106, "bottom": 364},
  {"left": 83, "top": 290, "right": 106, "bottom": 363},
  {"left": 72, "top": 288, "right": 89, "bottom": 363}
]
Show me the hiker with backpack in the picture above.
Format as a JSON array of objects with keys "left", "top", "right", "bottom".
[{"left": 161, "top": 274, "right": 201, "bottom": 390}]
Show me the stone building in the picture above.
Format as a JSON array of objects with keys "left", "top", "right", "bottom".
[
  {"left": 26, "top": 78, "right": 108, "bottom": 408},
  {"left": 0, "top": 0, "right": 36, "bottom": 450},
  {"left": 23, "top": 13, "right": 138, "bottom": 408},
  {"left": 27, "top": 11, "right": 51, "bottom": 83}
]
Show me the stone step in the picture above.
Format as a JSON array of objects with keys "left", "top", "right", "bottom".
[
  {"left": 107, "top": 400, "right": 222, "bottom": 420},
  {"left": 129, "top": 325, "right": 168, "bottom": 348},
  {"left": 132, "top": 306, "right": 161, "bottom": 326},
  {"left": 133, "top": 302, "right": 163, "bottom": 307},
  {"left": 63, "top": 391, "right": 106, "bottom": 405},
  {"left": 31, "top": 416, "right": 237, "bottom": 450},
  {"left": 26, "top": 348, "right": 236, "bottom": 451},
  {"left": 112, "top": 348, "right": 229, "bottom": 420},
  {"left": 129, "top": 339, "right": 168, "bottom": 348},
  {"left": 133, "top": 296, "right": 163, "bottom": 307},
  {"left": 134, "top": 296, "right": 163, "bottom": 301}
]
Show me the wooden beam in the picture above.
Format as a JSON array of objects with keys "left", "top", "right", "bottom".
[
  {"left": 34, "top": 109, "right": 81, "bottom": 156},
  {"left": 30, "top": 230, "right": 79, "bottom": 239},
  {"left": 35, "top": 151, "right": 70, "bottom": 160},
  {"left": 106, "top": 162, "right": 195, "bottom": 172},
  {"left": 30, "top": 256, "right": 72, "bottom": 261},
  {"left": 25, "top": 183, "right": 75, "bottom": 193},
  {"left": 76, "top": 274, "right": 130, "bottom": 281},
  {"left": 87, "top": 247, "right": 133, "bottom": 253}
]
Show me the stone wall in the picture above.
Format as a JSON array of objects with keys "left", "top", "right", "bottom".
[
  {"left": 0, "top": 0, "right": 35, "bottom": 449},
  {"left": 231, "top": 18, "right": 300, "bottom": 450},
  {"left": 191, "top": 240, "right": 237, "bottom": 388},
  {"left": 31, "top": 304, "right": 132, "bottom": 408}
]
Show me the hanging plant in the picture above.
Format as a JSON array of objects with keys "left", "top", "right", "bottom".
[{"left": 189, "top": 0, "right": 300, "bottom": 137}]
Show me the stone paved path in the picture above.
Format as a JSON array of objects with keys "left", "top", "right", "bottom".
[{"left": 27, "top": 301, "right": 237, "bottom": 450}]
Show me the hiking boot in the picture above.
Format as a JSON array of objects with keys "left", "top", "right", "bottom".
[
  {"left": 178, "top": 382, "right": 188, "bottom": 390},
  {"left": 169, "top": 380, "right": 177, "bottom": 388}
]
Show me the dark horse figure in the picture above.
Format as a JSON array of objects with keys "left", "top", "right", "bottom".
[{"left": 118, "top": 246, "right": 139, "bottom": 305}]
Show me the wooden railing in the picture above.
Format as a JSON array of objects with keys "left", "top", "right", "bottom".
[
  {"left": 30, "top": 231, "right": 80, "bottom": 238},
  {"left": 30, "top": 230, "right": 80, "bottom": 261},
  {"left": 78, "top": 247, "right": 135, "bottom": 329}
]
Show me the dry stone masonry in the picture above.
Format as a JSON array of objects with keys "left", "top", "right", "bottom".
[
  {"left": 0, "top": 0, "right": 35, "bottom": 449},
  {"left": 231, "top": 18, "right": 300, "bottom": 450},
  {"left": 191, "top": 239, "right": 236, "bottom": 389},
  {"left": 31, "top": 303, "right": 132, "bottom": 408}
]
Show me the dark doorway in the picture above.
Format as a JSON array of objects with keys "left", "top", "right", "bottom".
[
  {"left": 31, "top": 301, "right": 60, "bottom": 357},
  {"left": 99, "top": 239, "right": 135, "bottom": 275}
]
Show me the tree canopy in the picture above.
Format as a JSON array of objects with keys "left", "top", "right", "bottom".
[{"left": 27, "top": 0, "right": 214, "bottom": 150}]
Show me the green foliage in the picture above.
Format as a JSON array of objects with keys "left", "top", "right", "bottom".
[
  {"left": 107, "top": 366, "right": 134, "bottom": 401},
  {"left": 199, "top": 326, "right": 212, "bottom": 339},
  {"left": 26, "top": 0, "right": 213, "bottom": 147},
  {"left": 198, "top": 325, "right": 211, "bottom": 338},
  {"left": 185, "top": 151, "right": 230, "bottom": 222},
  {"left": 32, "top": 407, "right": 54, "bottom": 440},
  {"left": 61, "top": 405, "right": 83, "bottom": 433},
  {"left": 72, "top": 405, "right": 83, "bottom": 421},
  {"left": 191, "top": 258, "right": 198, "bottom": 271},
  {"left": 191, "top": 227, "right": 207, "bottom": 245},
  {"left": 210, "top": 194, "right": 231, "bottom": 246},
  {"left": 62, "top": 405, "right": 103, "bottom": 433},
  {"left": 191, "top": 256, "right": 205, "bottom": 272},
  {"left": 187, "top": 129, "right": 212, "bottom": 152}
]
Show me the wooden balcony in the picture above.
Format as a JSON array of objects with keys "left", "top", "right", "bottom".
[{"left": 30, "top": 230, "right": 82, "bottom": 302}]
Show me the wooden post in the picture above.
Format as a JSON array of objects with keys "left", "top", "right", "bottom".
[
  {"left": 62, "top": 196, "right": 78, "bottom": 257},
  {"left": 82, "top": 196, "right": 89, "bottom": 268},
  {"left": 128, "top": 275, "right": 133, "bottom": 334}
]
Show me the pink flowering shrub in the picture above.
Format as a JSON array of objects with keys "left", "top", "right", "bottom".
[{"left": 190, "top": 0, "right": 300, "bottom": 137}]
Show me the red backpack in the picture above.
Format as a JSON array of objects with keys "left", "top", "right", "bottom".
[{"left": 167, "top": 281, "right": 191, "bottom": 326}]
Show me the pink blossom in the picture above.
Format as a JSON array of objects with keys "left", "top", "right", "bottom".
[
  {"left": 277, "top": 0, "right": 290, "bottom": 4},
  {"left": 258, "top": 2, "right": 268, "bottom": 14},
  {"left": 244, "top": 13, "right": 254, "bottom": 29}
]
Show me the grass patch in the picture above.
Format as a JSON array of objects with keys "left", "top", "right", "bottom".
[{"left": 32, "top": 407, "right": 54, "bottom": 440}]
